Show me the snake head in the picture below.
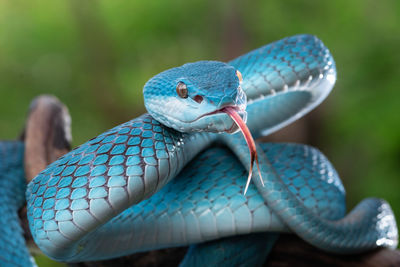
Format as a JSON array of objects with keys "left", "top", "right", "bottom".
[{"left": 143, "top": 61, "right": 247, "bottom": 133}]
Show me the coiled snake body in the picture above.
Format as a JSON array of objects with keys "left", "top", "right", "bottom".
[{"left": 1, "top": 35, "right": 398, "bottom": 266}]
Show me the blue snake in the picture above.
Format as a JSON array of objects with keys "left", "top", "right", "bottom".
[{"left": 0, "top": 34, "right": 398, "bottom": 266}]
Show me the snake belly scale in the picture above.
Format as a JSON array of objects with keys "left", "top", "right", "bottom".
[{"left": 19, "top": 34, "right": 398, "bottom": 264}]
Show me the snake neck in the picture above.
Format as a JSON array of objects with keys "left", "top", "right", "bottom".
[{"left": 26, "top": 113, "right": 218, "bottom": 261}]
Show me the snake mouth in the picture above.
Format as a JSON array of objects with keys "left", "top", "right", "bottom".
[
  {"left": 201, "top": 105, "right": 243, "bottom": 129},
  {"left": 192, "top": 104, "right": 248, "bottom": 133},
  {"left": 188, "top": 84, "right": 248, "bottom": 129}
]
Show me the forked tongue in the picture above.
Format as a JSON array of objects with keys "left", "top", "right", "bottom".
[{"left": 222, "top": 106, "right": 264, "bottom": 194}]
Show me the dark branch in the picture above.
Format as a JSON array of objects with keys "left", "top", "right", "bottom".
[
  {"left": 22, "top": 95, "right": 71, "bottom": 182},
  {"left": 67, "top": 234, "right": 400, "bottom": 267}
]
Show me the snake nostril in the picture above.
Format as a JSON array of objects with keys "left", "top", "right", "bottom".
[{"left": 193, "top": 95, "right": 203, "bottom": 104}]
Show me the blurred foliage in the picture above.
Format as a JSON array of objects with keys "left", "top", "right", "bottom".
[{"left": 0, "top": 0, "right": 399, "bottom": 266}]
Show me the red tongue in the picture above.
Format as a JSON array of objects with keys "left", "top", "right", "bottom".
[{"left": 223, "top": 106, "right": 264, "bottom": 194}]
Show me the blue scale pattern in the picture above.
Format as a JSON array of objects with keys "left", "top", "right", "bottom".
[
  {"left": 230, "top": 34, "right": 333, "bottom": 100},
  {"left": 26, "top": 114, "right": 213, "bottom": 260},
  {"left": 0, "top": 142, "right": 33, "bottom": 267},
  {"left": 230, "top": 34, "right": 336, "bottom": 138},
  {"left": 28, "top": 144, "right": 346, "bottom": 262}
]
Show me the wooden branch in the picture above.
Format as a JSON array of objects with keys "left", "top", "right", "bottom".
[
  {"left": 67, "top": 234, "right": 400, "bottom": 267},
  {"left": 68, "top": 248, "right": 188, "bottom": 267},
  {"left": 265, "top": 234, "right": 400, "bottom": 267},
  {"left": 22, "top": 95, "right": 71, "bottom": 182},
  {"left": 19, "top": 95, "right": 72, "bottom": 250}
]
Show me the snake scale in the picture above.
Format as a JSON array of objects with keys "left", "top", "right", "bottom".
[{"left": 0, "top": 34, "right": 398, "bottom": 266}]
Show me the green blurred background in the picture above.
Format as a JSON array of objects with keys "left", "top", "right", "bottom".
[{"left": 0, "top": 0, "right": 399, "bottom": 266}]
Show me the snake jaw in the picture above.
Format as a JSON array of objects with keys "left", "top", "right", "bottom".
[
  {"left": 222, "top": 106, "right": 264, "bottom": 194},
  {"left": 191, "top": 84, "right": 248, "bottom": 133}
]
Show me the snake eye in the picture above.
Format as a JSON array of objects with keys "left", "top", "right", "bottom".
[
  {"left": 176, "top": 81, "right": 188, "bottom": 98},
  {"left": 236, "top": 70, "right": 243, "bottom": 83}
]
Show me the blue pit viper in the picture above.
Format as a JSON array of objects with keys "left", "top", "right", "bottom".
[{"left": 0, "top": 34, "right": 398, "bottom": 266}]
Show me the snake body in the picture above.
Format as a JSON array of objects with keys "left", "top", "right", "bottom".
[
  {"left": 0, "top": 34, "right": 397, "bottom": 266},
  {"left": 0, "top": 142, "right": 33, "bottom": 266}
]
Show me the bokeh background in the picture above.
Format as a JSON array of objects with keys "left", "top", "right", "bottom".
[{"left": 0, "top": 0, "right": 399, "bottom": 266}]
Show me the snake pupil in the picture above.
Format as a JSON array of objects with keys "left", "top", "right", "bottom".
[{"left": 176, "top": 81, "right": 188, "bottom": 98}]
